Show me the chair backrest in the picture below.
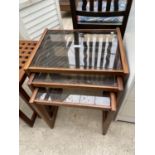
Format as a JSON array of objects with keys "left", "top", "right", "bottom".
[{"left": 69, "top": 0, "right": 132, "bottom": 37}]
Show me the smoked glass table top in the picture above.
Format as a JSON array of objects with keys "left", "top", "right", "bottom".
[
  {"left": 33, "top": 73, "right": 116, "bottom": 87},
  {"left": 30, "top": 30, "right": 122, "bottom": 71}
]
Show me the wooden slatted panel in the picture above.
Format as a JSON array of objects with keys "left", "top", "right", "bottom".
[
  {"left": 19, "top": 40, "right": 38, "bottom": 81},
  {"left": 106, "top": 0, "right": 112, "bottom": 11},
  {"left": 82, "top": 0, "right": 87, "bottom": 11},
  {"left": 114, "top": 0, "right": 119, "bottom": 11},
  {"left": 98, "top": 0, "right": 103, "bottom": 11},
  {"left": 20, "top": 0, "right": 62, "bottom": 40},
  {"left": 89, "top": 0, "right": 94, "bottom": 11}
]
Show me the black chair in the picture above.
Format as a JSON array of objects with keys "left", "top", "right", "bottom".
[{"left": 69, "top": 0, "right": 132, "bottom": 37}]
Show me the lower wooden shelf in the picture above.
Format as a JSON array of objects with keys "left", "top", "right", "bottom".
[{"left": 30, "top": 87, "right": 117, "bottom": 111}]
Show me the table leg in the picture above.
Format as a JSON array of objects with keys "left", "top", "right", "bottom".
[
  {"left": 102, "top": 111, "right": 115, "bottom": 135},
  {"left": 19, "top": 110, "right": 37, "bottom": 127},
  {"left": 49, "top": 106, "right": 58, "bottom": 128},
  {"left": 19, "top": 86, "right": 33, "bottom": 110},
  {"left": 31, "top": 104, "right": 58, "bottom": 129},
  {"left": 19, "top": 85, "right": 37, "bottom": 126}
]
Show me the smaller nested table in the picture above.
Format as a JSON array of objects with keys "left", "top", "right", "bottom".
[
  {"left": 25, "top": 28, "right": 129, "bottom": 134},
  {"left": 19, "top": 40, "right": 38, "bottom": 127}
]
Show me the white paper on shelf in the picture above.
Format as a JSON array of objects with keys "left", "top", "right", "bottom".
[
  {"left": 64, "top": 95, "right": 80, "bottom": 103},
  {"left": 39, "top": 93, "right": 47, "bottom": 100},
  {"left": 95, "top": 97, "right": 110, "bottom": 106},
  {"left": 79, "top": 95, "right": 95, "bottom": 105},
  {"left": 48, "top": 96, "right": 52, "bottom": 101}
]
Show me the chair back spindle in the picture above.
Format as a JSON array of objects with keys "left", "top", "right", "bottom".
[
  {"left": 82, "top": 0, "right": 87, "bottom": 10},
  {"left": 114, "top": 0, "right": 119, "bottom": 11},
  {"left": 90, "top": 0, "right": 94, "bottom": 11},
  {"left": 98, "top": 0, "right": 103, "bottom": 11},
  {"left": 106, "top": 0, "right": 112, "bottom": 11}
]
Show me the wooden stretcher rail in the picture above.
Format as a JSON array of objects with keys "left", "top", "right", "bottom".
[
  {"left": 27, "top": 67, "right": 125, "bottom": 75},
  {"left": 76, "top": 10, "right": 126, "bottom": 17}
]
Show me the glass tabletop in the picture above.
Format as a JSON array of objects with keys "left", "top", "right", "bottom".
[
  {"left": 33, "top": 73, "right": 116, "bottom": 87},
  {"left": 30, "top": 30, "right": 122, "bottom": 70}
]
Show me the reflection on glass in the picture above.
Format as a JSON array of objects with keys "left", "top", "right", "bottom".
[
  {"left": 36, "top": 88, "right": 110, "bottom": 106},
  {"left": 30, "top": 30, "right": 122, "bottom": 70},
  {"left": 33, "top": 73, "right": 116, "bottom": 87}
]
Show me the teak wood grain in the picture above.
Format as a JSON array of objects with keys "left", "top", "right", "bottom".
[{"left": 116, "top": 28, "right": 129, "bottom": 74}]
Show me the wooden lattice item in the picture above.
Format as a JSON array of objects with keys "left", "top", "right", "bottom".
[
  {"left": 19, "top": 40, "right": 37, "bottom": 81},
  {"left": 19, "top": 40, "right": 38, "bottom": 127}
]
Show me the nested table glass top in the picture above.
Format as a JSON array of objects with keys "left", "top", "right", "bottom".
[
  {"left": 33, "top": 73, "right": 116, "bottom": 87},
  {"left": 30, "top": 30, "right": 122, "bottom": 70}
]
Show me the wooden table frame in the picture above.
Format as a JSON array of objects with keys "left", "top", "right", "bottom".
[
  {"left": 24, "top": 28, "right": 129, "bottom": 76},
  {"left": 28, "top": 73, "right": 124, "bottom": 92},
  {"left": 23, "top": 28, "right": 129, "bottom": 134},
  {"left": 29, "top": 88, "right": 117, "bottom": 134}
]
